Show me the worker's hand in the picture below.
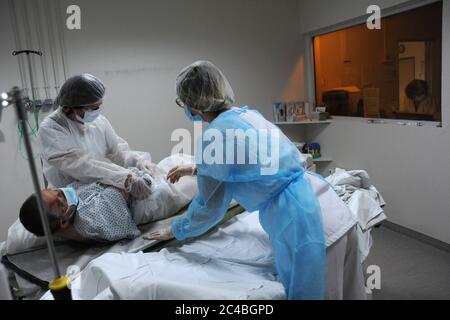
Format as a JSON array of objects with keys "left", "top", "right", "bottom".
[
  {"left": 143, "top": 226, "right": 174, "bottom": 241},
  {"left": 125, "top": 175, "right": 152, "bottom": 200},
  {"left": 137, "top": 161, "right": 165, "bottom": 179},
  {"left": 137, "top": 160, "right": 156, "bottom": 173},
  {"left": 167, "top": 165, "right": 196, "bottom": 184}
]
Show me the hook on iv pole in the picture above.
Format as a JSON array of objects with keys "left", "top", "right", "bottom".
[
  {"left": 12, "top": 50, "right": 43, "bottom": 56},
  {"left": 12, "top": 50, "right": 42, "bottom": 106}
]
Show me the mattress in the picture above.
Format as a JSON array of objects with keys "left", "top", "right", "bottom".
[
  {"left": 41, "top": 211, "right": 286, "bottom": 300},
  {"left": 2, "top": 203, "right": 243, "bottom": 292}
]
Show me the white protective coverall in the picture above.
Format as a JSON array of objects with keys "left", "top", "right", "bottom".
[{"left": 38, "top": 109, "right": 151, "bottom": 188}]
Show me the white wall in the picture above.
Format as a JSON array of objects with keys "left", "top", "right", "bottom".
[
  {"left": 0, "top": 1, "right": 38, "bottom": 243},
  {"left": 0, "top": 0, "right": 303, "bottom": 241},
  {"left": 299, "top": 0, "right": 450, "bottom": 243}
]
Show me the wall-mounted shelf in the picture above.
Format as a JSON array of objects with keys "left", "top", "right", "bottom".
[
  {"left": 275, "top": 117, "right": 334, "bottom": 174},
  {"left": 275, "top": 120, "right": 332, "bottom": 125}
]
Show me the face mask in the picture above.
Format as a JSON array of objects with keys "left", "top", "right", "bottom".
[
  {"left": 59, "top": 187, "right": 79, "bottom": 207},
  {"left": 76, "top": 108, "right": 101, "bottom": 123},
  {"left": 184, "top": 105, "right": 203, "bottom": 122}
]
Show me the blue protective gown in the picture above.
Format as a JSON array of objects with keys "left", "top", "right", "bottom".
[{"left": 172, "top": 107, "right": 326, "bottom": 299}]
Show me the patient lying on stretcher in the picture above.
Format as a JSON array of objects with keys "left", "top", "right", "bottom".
[{"left": 19, "top": 155, "right": 197, "bottom": 242}]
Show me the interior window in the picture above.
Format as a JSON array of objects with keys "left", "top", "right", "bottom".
[{"left": 313, "top": 1, "right": 442, "bottom": 122}]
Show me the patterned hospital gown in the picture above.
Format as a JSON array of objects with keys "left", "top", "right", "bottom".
[{"left": 69, "top": 181, "right": 141, "bottom": 242}]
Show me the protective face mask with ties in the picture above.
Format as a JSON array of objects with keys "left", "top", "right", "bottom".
[
  {"left": 76, "top": 108, "right": 101, "bottom": 123},
  {"left": 59, "top": 187, "right": 79, "bottom": 219},
  {"left": 184, "top": 105, "right": 203, "bottom": 122}
]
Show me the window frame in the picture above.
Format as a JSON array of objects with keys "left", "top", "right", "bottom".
[{"left": 303, "top": 0, "right": 443, "bottom": 128}]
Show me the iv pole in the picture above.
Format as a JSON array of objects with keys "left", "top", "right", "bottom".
[
  {"left": 12, "top": 50, "right": 49, "bottom": 187},
  {"left": 12, "top": 50, "right": 41, "bottom": 106},
  {"left": 9, "top": 87, "right": 71, "bottom": 300}
]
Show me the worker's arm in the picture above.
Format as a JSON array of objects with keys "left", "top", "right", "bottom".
[
  {"left": 171, "top": 175, "right": 233, "bottom": 241},
  {"left": 39, "top": 123, "right": 132, "bottom": 189}
]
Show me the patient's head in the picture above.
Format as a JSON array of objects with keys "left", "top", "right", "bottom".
[
  {"left": 405, "top": 79, "right": 429, "bottom": 102},
  {"left": 20, "top": 189, "right": 75, "bottom": 237}
]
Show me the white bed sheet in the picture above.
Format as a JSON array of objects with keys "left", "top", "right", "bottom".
[{"left": 42, "top": 211, "right": 286, "bottom": 300}]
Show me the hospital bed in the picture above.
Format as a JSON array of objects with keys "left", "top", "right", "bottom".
[
  {"left": 37, "top": 169, "right": 386, "bottom": 300},
  {"left": 41, "top": 183, "right": 385, "bottom": 301},
  {"left": 41, "top": 210, "right": 285, "bottom": 300},
  {"left": 1, "top": 203, "right": 245, "bottom": 300},
  {"left": 2, "top": 168, "right": 386, "bottom": 300}
]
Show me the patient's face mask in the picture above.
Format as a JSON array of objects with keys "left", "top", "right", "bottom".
[
  {"left": 184, "top": 105, "right": 203, "bottom": 122},
  {"left": 58, "top": 187, "right": 78, "bottom": 222},
  {"left": 59, "top": 187, "right": 79, "bottom": 207},
  {"left": 63, "top": 204, "right": 77, "bottom": 222}
]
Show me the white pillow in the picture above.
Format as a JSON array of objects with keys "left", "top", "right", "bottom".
[{"left": 4, "top": 219, "right": 47, "bottom": 255}]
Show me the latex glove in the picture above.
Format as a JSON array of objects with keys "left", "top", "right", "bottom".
[
  {"left": 137, "top": 160, "right": 156, "bottom": 172},
  {"left": 143, "top": 225, "right": 174, "bottom": 241},
  {"left": 126, "top": 175, "right": 152, "bottom": 200},
  {"left": 167, "top": 165, "right": 196, "bottom": 184},
  {"left": 137, "top": 161, "right": 165, "bottom": 179}
]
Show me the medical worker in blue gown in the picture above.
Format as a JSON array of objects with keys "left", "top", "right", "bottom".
[{"left": 146, "top": 61, "right": 365, "bottom": 300}]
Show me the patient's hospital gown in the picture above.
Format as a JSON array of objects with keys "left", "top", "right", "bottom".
[
  {"left": 172, "top": 107, "right": 326, "bottom": 300},
  {"left": 68, "top": 163, "right": 194, "bottom": 242},
  {"left": 70, "top": 182, "right": 140, "bottom": 242}
]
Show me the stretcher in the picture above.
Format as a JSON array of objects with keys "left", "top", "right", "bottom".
[{"left": 1, "top": 203, "right": 244, "bottom": 299}]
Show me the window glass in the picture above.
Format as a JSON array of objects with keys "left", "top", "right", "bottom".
[{"left": 313, "top": 1, "right": 442, "bottom": 121}]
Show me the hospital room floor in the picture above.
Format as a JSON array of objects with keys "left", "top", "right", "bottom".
[{"left": 364, "top": 226, "right": 450, "bottom": 300}]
